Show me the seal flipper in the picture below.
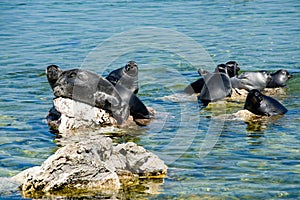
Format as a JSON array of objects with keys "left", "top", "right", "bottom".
[
  {"left": 263, "top": 95, "right": 288, "bottom": 116},
  {"left": 129, "top": 93, "right": 152, "bottom": 119}
]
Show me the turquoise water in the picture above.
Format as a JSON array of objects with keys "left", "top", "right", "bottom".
[{"left": 1, "top": 0, "right": 300, "bottom": 199}]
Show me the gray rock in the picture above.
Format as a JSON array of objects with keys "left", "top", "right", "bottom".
[
  {"left": 13, "top": 136, "right": 167, "bottom": 198},
  {"left": 110, "top": 142, "right": 167, "bottom": 177}
]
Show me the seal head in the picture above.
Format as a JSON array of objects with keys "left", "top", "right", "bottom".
[
  {"left": 225, "top": 61, "right": 240, "bottom": 77},
  {"left": 215, "top": 61, "right": 240, "bottom": 78},
  {"left": 266, "top": 69, "right": 293, "bottom": 88},
  {"left": 46, "top": 65, "right": 63, "bottom": 90},
  {"left": 106, "top": 61, "right": 139, "bottom": 94}
]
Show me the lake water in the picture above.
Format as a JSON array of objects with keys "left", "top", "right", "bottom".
[{"left": 1, "top": 0, "right": 300, "bottom": 199}]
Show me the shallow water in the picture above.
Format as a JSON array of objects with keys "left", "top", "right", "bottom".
[{"left": 1, "top": 0, "right": 300, "bottom": 199}]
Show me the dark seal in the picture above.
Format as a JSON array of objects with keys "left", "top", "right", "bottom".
[
  {"left": 215, "top": 61, "right": 240, "bottom": 78},
  {"left": 198, "top": 69, "right": 232, "bottom": 106},
  {"left": 50, "top": 67, "right": 129, "bottom": 124},
  {"left": 230, "top": 71, "right": 271, "bottom": 91},
  {"left": 244, "top": 89, "right": 288, "bottom": 116},
  {"left": 114, "top": 84, "right": 152, "bottom": 122},
  {"left": 184, "top": 61, "right": 239, "bottom": 95},
  {"left": 224, "top": 61, "right": 240, "bottom": 78},
  {"left": 46, "top": 66, "right": 152, "bottom": 124},
  {"left": 106, "top": 61, "right": 139, "bottom": 94},
  {"left": 46, "top": 65, "right": 63, "bottom": 90},
  {"left": 266, "top": 69, "right": 293, "bottom": 88}
]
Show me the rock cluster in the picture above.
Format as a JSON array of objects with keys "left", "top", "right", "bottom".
[{"left": 13, "top": 136, "right": 167, "bottom": 198}]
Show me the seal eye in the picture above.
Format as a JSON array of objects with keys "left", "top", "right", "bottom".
[
  {"left": 125, "top": 65, "right": 131, "bottom": 72},
  {"left": 68, "top": 72, "right": 77, "bottom": 79}
]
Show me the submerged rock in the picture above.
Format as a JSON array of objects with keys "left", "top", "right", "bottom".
[{"left": 12, "top": 136, "right": 167, "bottom": 198}]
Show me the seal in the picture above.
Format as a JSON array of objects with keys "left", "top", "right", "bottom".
[
  {"left": 215, "top": 61, "right": 240, "bottom": 78},
  {"left": 244, "top": 89, "right": 288, "bottom": 116},
  {"left": 230, "top": 71, "right": 271, "bottom": 91},
  {"left": 198, "top": 69, "right": 232, "bottom": 106},
  {"left": 114, "top": 84, "right": 153, "bottom": 122},
  {"left": 183, "top": 78, "right": 205, "bottom": 94},
  {"left": 106, "top": 61, "right": 139, "bottom": 94},
  {"left": 225, "top": 61, "right": 240, "bottom": 77},
  {"left": 184, "top": 61, "right": 239, "bottom": 95},
  {"left": 49, "top": 67, "right": 129, "bottom": 124},
  {"left": 46, "top": 65, "right": 63, "bottom": 90},
  {"left": 266, "top": 69, "right": 293, "bottom": 88},
  {"left": 46, "top": 66, "right": 152, "bottom": 124}
]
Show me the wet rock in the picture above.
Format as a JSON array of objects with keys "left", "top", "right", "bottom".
[{"left": 12, "top": 136, "right": 167, "bottom": 198}]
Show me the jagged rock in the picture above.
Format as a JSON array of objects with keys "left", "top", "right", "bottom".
[{"left": 12, "top": 136, "right": 167, "bottom": 198}]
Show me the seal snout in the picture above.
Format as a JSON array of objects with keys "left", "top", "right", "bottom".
[{"left": 53, "top": 85, "right": 65, "bottom": 97}]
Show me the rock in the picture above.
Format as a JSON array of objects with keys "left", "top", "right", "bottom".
[
  {"left": 229, "top": 109, "right": 260, "bottom": 121},
  {"left": 47, "top": 97, "right": 154, "bottom": 133},
  {"left": 227, "top": 88, "right": 249, "bottom": 101},
  {"left": 47, "top": 97, "right": 118, "bottom": 133},
  {"left": 13, "top": 136, "right": 167, "bottom": 198},
  {"left": 109, "top": 142, "right": 167, "bottom": 177}
]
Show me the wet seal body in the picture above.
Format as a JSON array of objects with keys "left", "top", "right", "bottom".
[
  {"left": 46, "top": 66, "right": 151, "bottom": 125},
  {"left": 230, "top": 71, "right": 271, "bottom": 91},
  {"left": 106, "top": 61, "right": 139, "bottom": 94},
  {"left": 198, "top": 68, "right": 232, "bottom": 106},
  {"left": 266, "top": 69, "right": 293, "bottom": 88},
  {"left": 244, "top": 89, "right": 288, "bottom": 116},
  {"left": 114, "top": 84, "right": 152, "bottom": 122}
]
